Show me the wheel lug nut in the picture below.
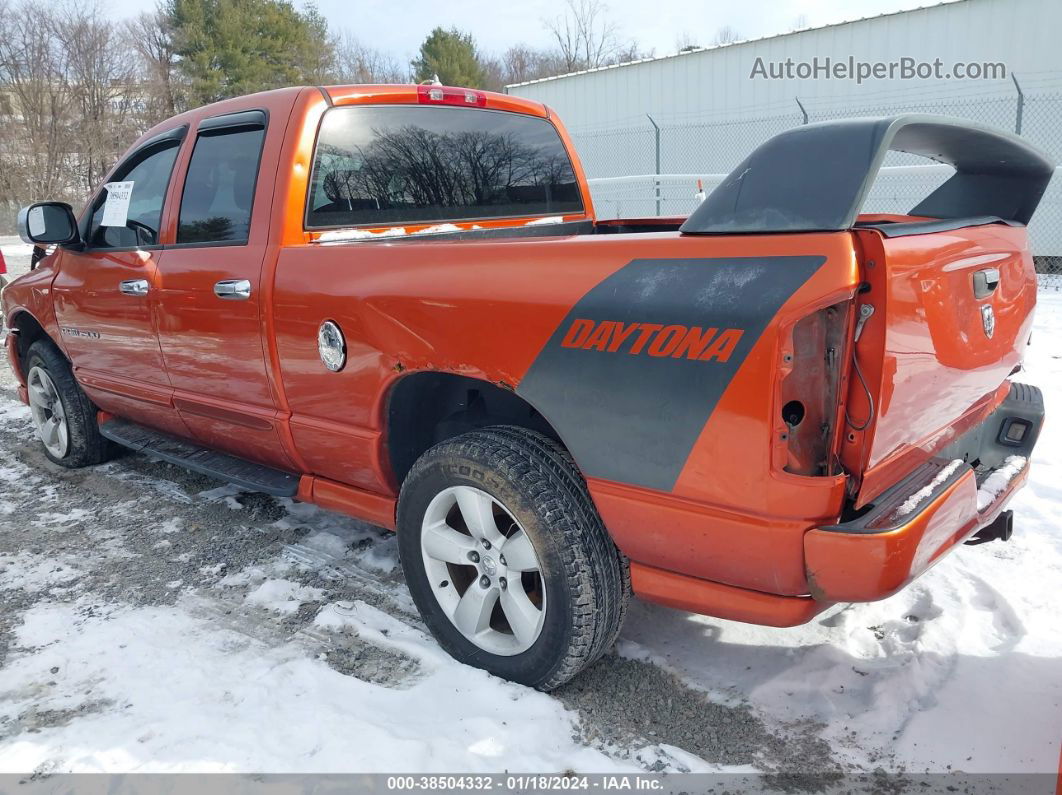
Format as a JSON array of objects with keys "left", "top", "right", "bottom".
[
  {"left": 468, "top": 551, "right": 480, "bottom": 563},
  {"left": 499, "top": 555, "right": 506, "bottom": 566},
  {"left": 479, "top": 575, "right": 491, "bottom": 588},
  {"left": 499, "top": 577, "right": 507, "bottom": 590},
  {"left": 482, "top": 539, "right": 492, "bottom": 550}
]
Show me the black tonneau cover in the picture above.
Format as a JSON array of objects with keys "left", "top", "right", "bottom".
[{"left": 680, "top": 114, "right": 1055, "bottom": 235}]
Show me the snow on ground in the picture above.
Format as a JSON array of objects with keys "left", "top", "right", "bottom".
[
  {"left": 0, "top": 249, "right": 1059, "bottom": 783},
  {"left": 623, "top": 292, "right": 1062, "bottom": 776},
  {"left": 1, "top": 598, "right": 628, "bottom": 774},
  {"left": 244, "top": 578, "right": 326, "bottom": 614}
]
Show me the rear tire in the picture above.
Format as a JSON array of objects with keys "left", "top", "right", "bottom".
[
  {"left": 397, "top": 426, "right": 628, "bottom": 690},
  {"left": 25, "top": 339, "right": 113, "bottom": 468}
]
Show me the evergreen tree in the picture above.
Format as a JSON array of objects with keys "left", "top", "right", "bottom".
[
  {"left": 411, "top": 27, "right": 487, "bottom": 88},
  {"left": 167, "top": 0, "right": 335, "bottom": 106}
]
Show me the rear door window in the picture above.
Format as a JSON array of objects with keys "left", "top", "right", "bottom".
[
  {"left": 306, "top": 105, "right": 584, "bottom": 229},
  {"left": 177, "top": 125, "right": 265, "bottom": 244}
]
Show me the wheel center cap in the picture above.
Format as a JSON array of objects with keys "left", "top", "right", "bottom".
[{"left": 481, "top": 556, "right": 498, "bottom": 576}]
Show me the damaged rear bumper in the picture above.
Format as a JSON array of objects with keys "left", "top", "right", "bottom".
[{"left": 804, "top": 381, "right": 1042, "bottom": 603}]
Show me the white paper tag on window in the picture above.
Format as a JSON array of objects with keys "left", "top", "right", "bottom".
[{"left": 101, "top": 181, "right": 134, "bottom": 227}]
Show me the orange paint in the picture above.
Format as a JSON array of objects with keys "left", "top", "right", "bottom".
[
  {"left": 630, "top": 562, "right": 829, "bottom": 627},
  {"left": 846, "top": 225, "right": 1036, "bottom": 506},
  {"left": 302, "top": 475, "right": 397, "bottom": 531},
  {"left": 804, "top": 464, "right": 1029, "bottom": 603}
]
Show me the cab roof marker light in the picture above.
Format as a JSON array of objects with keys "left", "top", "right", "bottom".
[{"left": 416, "top": 85, "right": 487, "bottom": 108}]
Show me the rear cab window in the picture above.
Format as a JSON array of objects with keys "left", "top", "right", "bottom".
[{"left": 305, "top": 105, "right": 583, "bottom": 230}]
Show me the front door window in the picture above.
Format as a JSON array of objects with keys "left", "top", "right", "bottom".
[{"left": 84, "top": 141, "right": 181, "bottom": 250}]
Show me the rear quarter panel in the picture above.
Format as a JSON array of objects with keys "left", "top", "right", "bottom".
[{"left": 274, "top": 230, "right": 860, "bottom": 595}]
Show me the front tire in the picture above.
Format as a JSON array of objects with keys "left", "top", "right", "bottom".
[
  {"left": 397, "top": 426, "right": 628, "bottom": 690},
  {"left": 25, "top": 339, "right": 113, "bottom": 468}
]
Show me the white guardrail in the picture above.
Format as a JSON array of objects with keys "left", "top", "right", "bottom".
[{"left": 587, "top": 165, "right": 1062, "bottom": 258}]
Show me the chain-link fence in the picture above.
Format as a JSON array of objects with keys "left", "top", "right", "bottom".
[
  {"left": 1035, "top": 258, "right": 1062, "bottom": 289},
  {"left": 574, "top": 79, "right": 1062, "bottom": 277}
]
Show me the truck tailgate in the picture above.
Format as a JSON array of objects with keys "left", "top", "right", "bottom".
[{"left": 847, "top": 223, "right": 1037, "bottom": 507}]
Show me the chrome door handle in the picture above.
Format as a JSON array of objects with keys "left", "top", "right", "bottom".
[
  {"left": 214, "top": 279, "right": 252, "bottom": 300},
  {"left": 119, "top": 279, "right": 149, "bottom": 296}
]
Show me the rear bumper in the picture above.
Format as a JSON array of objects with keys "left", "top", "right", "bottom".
[{"left": 805, "top": 381, "right": 1042, "bottom": 603}]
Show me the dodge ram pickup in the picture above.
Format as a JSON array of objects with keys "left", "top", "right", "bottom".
[{"left": 4, "top": 84, "right": 1049, "bottom": 689}]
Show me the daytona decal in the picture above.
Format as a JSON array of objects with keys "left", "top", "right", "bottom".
[
  {"left": 560, "top": 319, "right": 744, "bottom": 361},
  {"left": 518, "top": 256, "right": 825, "bottom": 492}
]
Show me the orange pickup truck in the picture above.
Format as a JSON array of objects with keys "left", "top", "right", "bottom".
[{"left": 3, "top": 84, "right": 1049, "bottom": 688}]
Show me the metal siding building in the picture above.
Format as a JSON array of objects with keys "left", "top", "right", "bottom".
[{"left": 505, "top": 0, "right": 1062, "bottom": 255}]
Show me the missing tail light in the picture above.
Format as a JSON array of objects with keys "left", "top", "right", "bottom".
[
  {"left": 779, "top": 301, "right": 851, "bottom": 476},
  {"left": 782, "top": 400, "right": 806, "bottom": 427}
]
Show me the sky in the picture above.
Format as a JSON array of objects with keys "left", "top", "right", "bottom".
[{"left": 105, "top": 0, "right": 938, "bottom": 67}]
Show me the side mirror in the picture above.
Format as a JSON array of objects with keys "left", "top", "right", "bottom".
[{"left": 17, "top": 202, "right": 80, "bottom": 246}]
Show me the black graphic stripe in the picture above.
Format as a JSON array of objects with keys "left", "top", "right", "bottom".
[{"left": 517, "top": 256, "right": 825, "bottom": 492}]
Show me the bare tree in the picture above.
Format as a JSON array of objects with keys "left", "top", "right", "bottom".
[
  {"left": 501, "top": 45, "right": 541, "bottom": 84},
  {"left": 0, "top": 0, "right": 153, "bottom": 228},
  {"left": 482, "top": 45, "right": 571, "bottom": 90},
  {"left": 611, "top": 41, "right": 648, "bottom": 63},
  {"left": 332, "top": 31, "right": 407, "bottom": 84},
  {"left": 0, "top": 0, "right": 76, "bottom": 209},
  {"left": 480, "top": 55, "right": 506, "bottom": 93},
  {"left": 712, "top": 25, "right": 741, "bottom": 46},
  {"left": 126, "top": 7, "right": 181, "bottom": 123},
  {"left": 56, "top": 1, "right": 141, "bottom": 193},
  {"left": 676, "top": 32, "right": 700, "bottom": 53},
  {"left": 545, "top": 0, "right": 626, "bottom": 72}
]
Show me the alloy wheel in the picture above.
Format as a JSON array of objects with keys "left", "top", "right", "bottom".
[
  {"left": 27, "top": 366, "right": 69, "bottom": 459},
  {"left": 420, "top": 485, "right": 547, "bottom": 656}
]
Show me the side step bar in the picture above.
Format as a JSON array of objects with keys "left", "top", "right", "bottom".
[{"left": 99, "top": 418, "right": 299, "bottom": 497}]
